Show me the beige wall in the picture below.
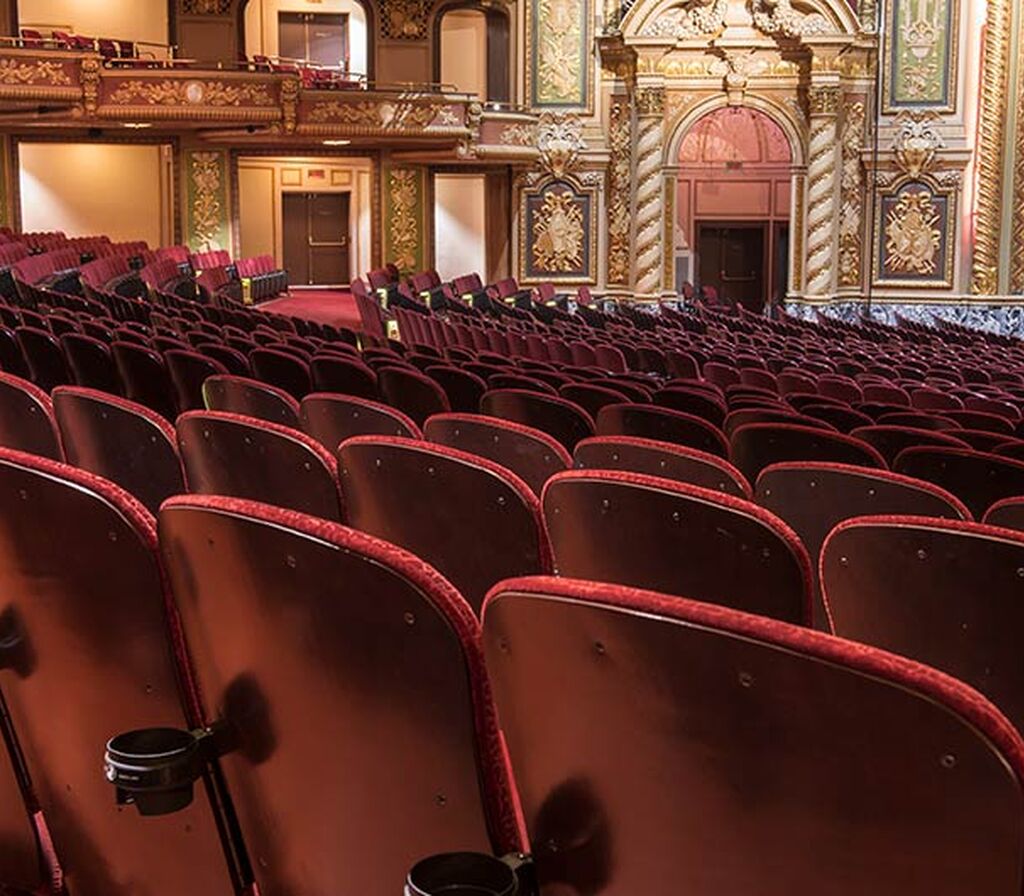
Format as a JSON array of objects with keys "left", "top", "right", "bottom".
[
  {"left": 18, "top": 0, "right": 168, "bottom": 45},
  {"left": 19, "top": 142, "right": 172, "bottom": 246},
  {"left": 434, "top": 173, "right": 486, "bottom": 281},
  {"left": 439, "top": 9, "right": 486, "bottom": 96},
  {"left": 244, "top": 0, "right": 368, "bottom": 75},
  {"left": 237, "top": 155, "right": 372, "bottom": 275}
]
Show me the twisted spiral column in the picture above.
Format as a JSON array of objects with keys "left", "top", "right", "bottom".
[
  {"left": 632, "top": 86, "right": 666, "bottom": 297},
  {"left": 804, "top": 84, "right": 840, "bottom": 297}
]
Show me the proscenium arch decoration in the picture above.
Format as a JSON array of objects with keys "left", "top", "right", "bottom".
[{"left": 664, "top": 93, "right": 806, "bottom": 169}]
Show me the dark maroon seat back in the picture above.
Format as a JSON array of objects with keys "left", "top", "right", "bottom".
[
  {"left": 378, "top": 367, "right": 450, "bottom": 427},
  {"left": 158, "top": 496, "right": 519, "bottom": 896},
  {"left": 558, "top": 383, "right": 629, "bottom": 421},
  {"left": 112, "top": 341, "right": 177, "bottom": 419},
  {"left": 202, "top": 374, "right": 300, "bottom": 428},
  {"left": 984, "top": 497, "right": 1024, "bottom": 532},
  {"left": 424, "top": 413, "right": 571, "bottom": 497},
  {"left": 61, "top": 332, "right": 123, "bottom": 395},
  {"left": 16, "top": 326, "right": 71, "bottom": 392},
  {"left": 542, "top": 470, "right": 811, "bottom": 624},
  {"left": 654, "top": 386, "right": 727, "bottom": 428},
  {"left": 178, "top": 411, "right": 343, "bottom": 521},
  {"left": 0, "top": 372, "right": 62, "bottom": 460},
  {"left": 731, "top": 423, "right": 885, "bottom": 483},
  {"left": 481, "top": 389, "right": 595, "bottom": 452},
  {"left": 877, "top": 411, "right": 961, "bottom": 432},
  {"left": 197, "top": 342, "right": 251, "bottom": 377},
  {"left": 850, "top": 425, "right": 969, "bottom": 466},
  {"left": 310, "top": 355, "right": 378, "bottom": 400},
  {"left": 426, "top": 366, "right": 487, "bottom": 414},
  {"left": 338, "top": 437, "right": 549, "bottom": 613},
  {"left": 0, "top": 450, "right": 233, "bottom": 895},
  {"left": 53, "top": 387, "right": 184, "bottom": 514},
  {"left": 483, "top": 576, "right": 1024, "bottom": 896},
  {"left": 0, "top": 738, "right": 38, "bottom": 892},
  {"left": 894, "top": 446, "right": 1024, "bottom": 519},
  {"left": 0, "top": 325, "right": 29, "bottom": 379},
  {"left": 574, "top": 436, "right": 750, "bottom": 499},
  {"left": 799, "top": 403, "right": 874, "bottom": 434},
  {"left": 300, "top": 393, "right": 421, "bottom": 451},
  {"left": 822, "top": 516, "right": 1024, "bottom": 735},
  {"left": 597, "top": 403, "right": 728, "bottom": 459},
  {"left": 165, "top": 349, "right": 228, "bottom": 412},
  {"left": 755, "top": 463, "right": 969, "bottom": 629},
  {"left": 250, "top": 348, "right": 313, "bottom": 400}
]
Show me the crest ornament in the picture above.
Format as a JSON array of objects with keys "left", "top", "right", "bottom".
[{"left": 537, "top": 112, "right": 586, "bottom": 177}]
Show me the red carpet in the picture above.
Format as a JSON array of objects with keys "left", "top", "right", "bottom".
[{"left": 260, "top": 290, "right": 361, "bottom": 331}]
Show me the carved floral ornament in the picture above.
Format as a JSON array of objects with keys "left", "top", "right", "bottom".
[
  {"left": 532, "top": 189, "right": 586, "bottom": 272},
  {"left": 885, "top": 188, "right": 942, "bottom": 275},
  {"left": 109, "top": 79, "right": 275, "bottom": 107},
  {"left": 892, "top": 110, "right": 944, "bottom": 178},
  {"left": 0, "top": 59, "right": 71, "bottom": 86},
  {"left": 308, "top": 99, "right": 444, "bottom": 129},
  {"left": 637, "top": 0, "right": 835, "bottom": 39},
  {"left": 537, "top": 112, "right": 586, "bottom": 177}
]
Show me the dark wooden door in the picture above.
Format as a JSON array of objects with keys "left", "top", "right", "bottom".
[
  {"left": 282, "top": 192, "right": 350, "bottom": 287},
  {"left": 278, "top": 12, "right": 348, "bottom": 66},
  {"left": 697, "top": 223, "right": 766, "bottom": 311}
]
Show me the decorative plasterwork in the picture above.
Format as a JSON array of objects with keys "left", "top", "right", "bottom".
[
  {"left": 882, "top": 0, "right": 960, "bottom": 113},
  {"left": 108, "top": 79, "right": 275, "bottom": 107},
  {"left": 639, "top": 0, "right": 728, "bottom": 38},
  {"left": 750, "top": 0, "right": 834, "bottom": 37},
  {"left": 519, "top": 179, "right": 597, "bottom": 284},
  {"left": 379, "top": 0, "right": 432, "bottom": 39},
  {"left": 528, "top": 0, "right": 591, "bottom": 109},
  {"left": 1011, "top": 12, "right": 1024, "bottom": 294},
  {"left": 837, "top": 99, "right": 865, "bottom": 289},
  {"left": 537, "top": 112, "right": 586, "bottom": 177},
  {"left": 186, "top": 150, "right": 230, "bottom": 251},
  {"left": 0, "top": 59, "right": 70, "bottom": 86},
  {"left": 385, "top": 167, "right": 426, "bottom": 273},
  {"left": 308, "top": 99, "right": 439, "bottom": 128},
  {"left": 181, "top": 0, "right": 232, "bottom": 13},
  {"left": 892, "top": 110, "right": 944, "bottom": 178},
  {"left": 606, "top": 97, "right": 633, "bottom": 285},
  {"left": 971, "top": 0, "right": 1009, "bottom": 294}
]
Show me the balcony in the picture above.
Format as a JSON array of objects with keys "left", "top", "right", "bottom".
[{"left": 0, "top": 40, "right": 541, "bottom": 159}]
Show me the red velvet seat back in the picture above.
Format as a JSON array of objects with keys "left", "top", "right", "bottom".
[
  {"left": 483, "top": 575, "right": 1024, "bottom": 896},
  {"left": 178, "top": 411, "right": 343, "bottom": 521},
  {"left": 984, "top": 497, "right": 1024, "bottom": 532},
  {"left": 542, "top": 470, "right": 811, "bottom": 624},
  {"left": 159, "top": 496, "right": 519, "bottom": 895},
  {"left": 894, "top": 446, "right": 1024, "bottom": 519},
  {"left": 53, "top": 387, "right": 184, "bottom": 514},
  {"left": 60, "top": 332, "right": 123, "bottom": 395},
  {"left": 0, "top": 372, "right": 62, "bottom": 461},
  {"left": 202, "top": 374, "right": 300, "bottom": 428},
  {"left": 339, "top": 436, "right": 550, "bottom": 613},
  {"left": 250, "top": 348, "right": 313, "bottom": 400},
  {"left": 574, "top": 435, "right": 750, "bottom": 499},
  {"left": 310, "top": 355, "right": 379, "bottom": 400},
  {"left": 653, "top": 386, "right": 727, "bottom": 428},
  {"left": 0, "top": 450, "right": 233, "bottom": 896},
  {"left": 424, "top": 412, "right": 571, "bottom": 497},
  {"left": 755, "top": 462, "right": 969, "bottom": 629},
  {"left": 112, "top": 341, "right": 177, "bottom": 420},
  {"left": 15, "top": 327, "right": 71, "bottom": 393},
  {"left": 425, "top": 366, "right": 487, "bottom": 414},
  {"left": 378, "top": 366, "right": 450, "bottom": 427},
  {"left": 165, "top": 350, "right": 228, "bottom": 413},
  {"left": 823, "top": 516, "right": 1024, "bottom": 734}
]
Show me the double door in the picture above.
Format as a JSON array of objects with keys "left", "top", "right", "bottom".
[{"left": 282, "top": 192, "right": 350, "bottom": 287}]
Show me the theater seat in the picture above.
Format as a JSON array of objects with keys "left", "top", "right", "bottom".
[
  {"left": 542, "top": 469, "right": 812, "bottom": 624},
  {"left": 482, "top": 389, "right": 595, "bottom": 452},
  {"left": 0, "top": 449, "right": 234, "bottom": 896},
  {"left": 0, "top": 372, "right": 62, "bottom": 460},
  {"left": 731, "top": 423, "right": 886, "bottom": 483},
  {"left": 339, "top": 436, "right": 550, "bottom": 613},
  {"left": 157, "top": 495, "right": 521, "bottom": 895},
  {"left": 300, "top": 393, "right": 421, "bottom": 450},
  {"left": 178, "top": 411, "right": 343, "bottom": 521},
  {"left": 53, "top": 387, "right": 184, "bottom": 514},
  {"left": 483, "top": 575, "right": 1024, "bottom": 896},
  {"left": 894, "top": 446, "right": 1024, "bottom": 519},
  {"left": 823, "top": 516, "right": 1024, "bottom": 734},
  {"left": 203, "top": 374, "right": 300, "bottom": 428}
]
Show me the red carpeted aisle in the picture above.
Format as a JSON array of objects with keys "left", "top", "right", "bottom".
[{"left": 259, "top": 290, "right": 361, "bottom": 331}]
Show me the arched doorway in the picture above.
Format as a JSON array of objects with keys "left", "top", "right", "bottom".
[
  {"left": 676, "top": 106, "right": 793, "bottom": 311},
  {"left": 433, "top": 2, "right": 510, "bottom": 102}
]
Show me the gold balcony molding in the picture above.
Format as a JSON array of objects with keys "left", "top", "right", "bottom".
[
  {"left": 470, "top": 110, "right": 543, "bottom": 161},
  {"left": 0, "top": 50, "right": 81, "bottom": 102},
  {"left": 98, "top": 72, "right": 283, "bottom": 121}
]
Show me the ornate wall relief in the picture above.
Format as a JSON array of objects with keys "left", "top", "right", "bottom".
[
  {"left": 384, "top": 166, "right": 426, "bottom": 274},
  {"left": 874, "top": 179, "right": 955, "bottom": 287},
  {"left": 638, "top": 0, "right": 728, "bottom": 38},
  {"left": 1009, "top": 10, "right": 1024, "bottom": 294},
  {"left": 528, "top": 0, "right": 590, "bottom": 109},
  {"left": 606, "top": 97, "right": 633, "bottom": 286},
  {"left": 837, "top": 99, "right": 866, "bottom": 288},
  {"left": 883, "top": 0, "right": 959, "bottom": 112},
  {"left": 379, "top": 0, "right": 431, "bottom": 39},
  {"left": 185, "top": 150, "right": 230, "bottom": 251},
  {"left": 520, "top": 179, "right": 596, "bottom": 283}
]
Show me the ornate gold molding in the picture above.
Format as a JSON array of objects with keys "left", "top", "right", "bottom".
[
  {"left": 0, "top": 59, "right": 70, "bottom": 86},
  {"left": 280, "top": 77, "right": 299, "bottom": 134},
  {"left": 80, "top": 57, "right": 100, "bottom": 116},
  {"left": 972, "top": 0, "right": 1010, "bottom": 294},
  {"left": 308, "top": 99, "right": 441, "bottom": 129},
  {"left": 808, "top": 84, "right": 840, "bottom": 117},
  {"left": 1011, "top": 10, "right": 1024, "bottom": 293},
  {"left": 606, "top": 97, "right": 632, "bottom": 285},
  {"left": 189, "top": 151, "right": 225, "bottom": 250},
  {"left": 108, "top": 79, "right": 276, "bottom": 107},
  {"left": 636, "top": 85, "right": 665, "bottom": 117},
  {"left": 838, "top": 100, "right": 865, "bottom": 288},
  {"left": 387, "top": 168, "right": 422, "bottom": 272}
]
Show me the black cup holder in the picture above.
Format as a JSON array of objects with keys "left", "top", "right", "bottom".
[
  {"left": 104, "top": 726, "right": 223, "bottom": 816},
  {"left": 406, "top": 852, "right": 534, "bottom": 896}
]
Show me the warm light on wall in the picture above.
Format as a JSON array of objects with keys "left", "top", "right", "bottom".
[{"left": 322, "top": 139, "right": 351, "bottom": 145}]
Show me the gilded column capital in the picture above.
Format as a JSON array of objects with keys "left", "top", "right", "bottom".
[
  {"left": 280, "top": 76, "right": 299, "bottom": 135},
  {"left": 636, "top": 86, "right": 666, "bottom": 117},
  {"left": 80, "top": 56, "right": 101, "bottom": 117},
  {"left": 808, "top": 84, "right": 841, "bottom": 117}
]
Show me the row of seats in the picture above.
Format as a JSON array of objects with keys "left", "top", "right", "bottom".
[{"left": 1, "top": 445, "right": 1023, "bottom": 895}]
